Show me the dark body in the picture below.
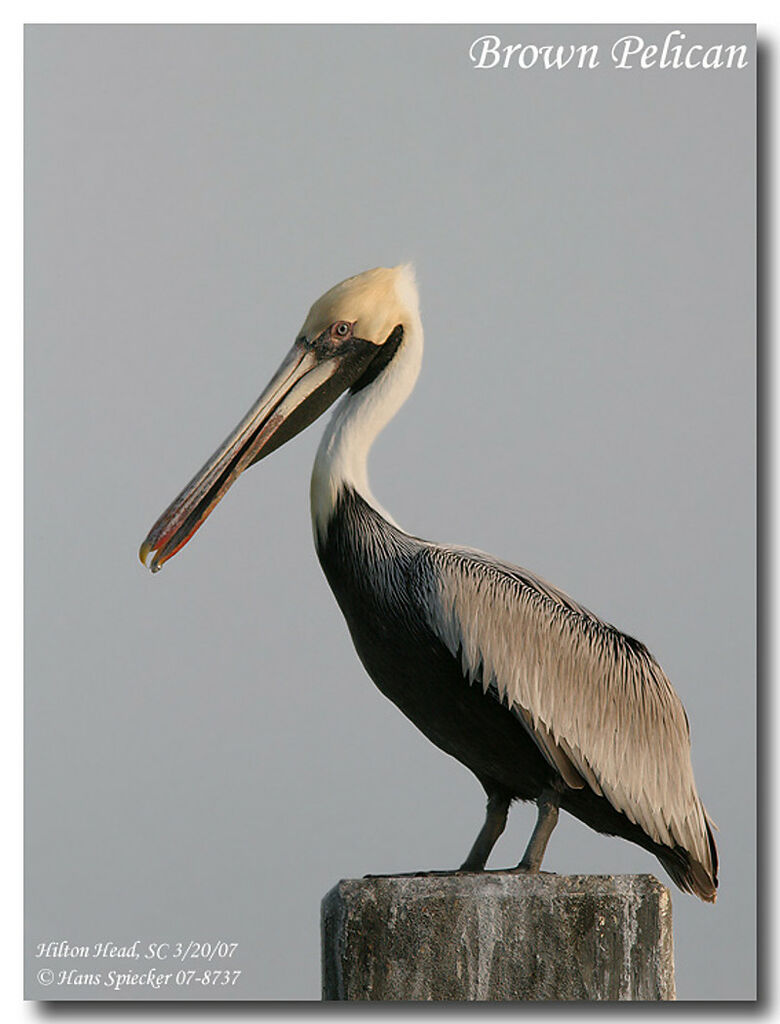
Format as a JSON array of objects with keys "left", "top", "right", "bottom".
[{"left": 316, "top": 487, "right": 699, "bottom": 884}]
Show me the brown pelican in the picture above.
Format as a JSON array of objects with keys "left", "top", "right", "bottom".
[{"left": 139, "top": 265, "right": 718, "bottom": 902}]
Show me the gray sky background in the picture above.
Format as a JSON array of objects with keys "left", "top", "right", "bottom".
[{"left": 25, "top": 25, "right": 755, "bottom": 1000}]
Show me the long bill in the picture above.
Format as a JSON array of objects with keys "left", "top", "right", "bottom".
[{"left": 139, "top": 339, "right": 366, "bottom": 573}]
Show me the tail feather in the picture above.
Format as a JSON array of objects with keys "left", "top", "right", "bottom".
[
  {"left": 657, "top": 817, "right": 718, "bottom": 903},
  {"left": 562, "top": 785, "right": 719, "bottom": 902}
]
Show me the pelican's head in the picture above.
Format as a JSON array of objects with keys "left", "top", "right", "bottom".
[{"left": 139, "top": 264, "right": 419, "bottom": 572}]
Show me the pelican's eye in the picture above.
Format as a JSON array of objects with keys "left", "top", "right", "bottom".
[{"left": 331, "top": 321, "right": 353, "bottom": 341}]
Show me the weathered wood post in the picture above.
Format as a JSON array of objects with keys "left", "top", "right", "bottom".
[{"left": 321, "top": 873, "right": 675, "bottom": 1001}]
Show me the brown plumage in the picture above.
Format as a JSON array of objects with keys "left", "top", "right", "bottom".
[{"left": 419, "top": 545, "right": 718, "bottom": 901}]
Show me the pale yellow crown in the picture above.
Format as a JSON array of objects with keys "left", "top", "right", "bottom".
[{"left": 300, "top": 264, "right": 419, "bottom": 346}]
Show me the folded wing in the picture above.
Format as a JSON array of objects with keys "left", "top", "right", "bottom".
[{"left": 411, "top": 544, "right": 716, "bottom": 885}]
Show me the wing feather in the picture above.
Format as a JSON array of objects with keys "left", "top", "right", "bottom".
[{"left": 412, "top": 544, "right": 715, "bottom": 877}]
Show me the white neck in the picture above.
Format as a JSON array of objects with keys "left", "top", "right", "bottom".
[{"left": 310, "top": 318, "right": 423, "bottom": 540}]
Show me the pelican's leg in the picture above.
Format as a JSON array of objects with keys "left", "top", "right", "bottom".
[
  {"left": 513, "top": 784, "right": 561, "bottom": 873},
  {"left": 459, "top": 791, "right": 511, "bottom": 871}
]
